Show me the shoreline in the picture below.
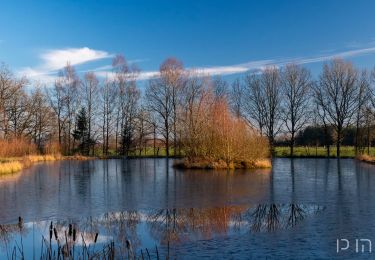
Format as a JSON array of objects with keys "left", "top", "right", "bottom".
[
  {"left": 0, "top": 154, "right": 96, "bottom": 175},
  {"left": 1, "top": 153, "right": 373, "bottom": 176},
  {"left": 356, "top": 155, "right": 375, "bottom": 164}
]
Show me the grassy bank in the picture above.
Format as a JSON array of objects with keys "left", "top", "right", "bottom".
[
  {"left": 0, "top": 155, "right": 61, "bottom": 175},
  {"left": 173, "top": 158, "right": 272, "bottom": 169},
  {"left": 274, "top": 146, "right": 375, "bottom": 158},
  {"left": 0, "top": 154, "right": 97, "bottom": 175},
  {"left": 357, "top": 154, "right": 375, "bottom": 164}
]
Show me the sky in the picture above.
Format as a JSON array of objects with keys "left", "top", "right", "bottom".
[{"left": 1, "top": 0, "right": 375, "bottom": 84}]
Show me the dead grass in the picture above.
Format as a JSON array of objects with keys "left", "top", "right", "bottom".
[
  {"left": 174, "top": 158, "right": 272, "bottom": 170},
  {"left": 0, "top": 154, "right": 62, "bottom": 175},
  {"left": 357, "top": 154, "right": 375, "bottom": 164},
  {"left": 0, "top": 138, "right": 37, "bottom": 157},
  {"left": 63, "top": 154, "right": 96, "bottom": 161},
  {"left": 253, "top": 159, "right": 272, "bottom": 168},
  {"left": 0, "top": 161, "right": 23, "bottom": 175}
]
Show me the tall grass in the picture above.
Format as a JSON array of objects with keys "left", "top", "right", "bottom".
[
  {"left": 0, "top": 155, "right": 61, "bottom": 175},
  {"left": 0, "top": 161, "right": 23, "bottom": 174},
  {"left": 0, "top": 138, "right": 64, "bottom": 175},
  {"left": 0, "top": 138, "right": 37, "bottom": 157}
]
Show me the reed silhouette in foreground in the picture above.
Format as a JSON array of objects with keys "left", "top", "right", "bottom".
[{"left": 1, "top": 219, "right": 169, "bottom": 260}]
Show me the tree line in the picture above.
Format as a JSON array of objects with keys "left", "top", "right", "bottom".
[{"left": 0, "top": 56, "right": 374, "bottom": 157}]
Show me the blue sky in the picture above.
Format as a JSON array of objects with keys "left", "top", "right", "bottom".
[{"left": 1, "top": 0, "right": 375, "bottom": 84}]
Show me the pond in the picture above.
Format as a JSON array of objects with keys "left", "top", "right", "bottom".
[{"left": 0, "top": 158, "right": 374, "bottom": 259}]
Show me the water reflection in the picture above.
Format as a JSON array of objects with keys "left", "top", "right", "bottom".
[
  {"left": 0, "top": 159, "right": 271, "bottom": 223},
  {"left": 0, "top": 204, "right": 323, "bottom": 258},
  {"left": 1, "top": 158, "right": 375, "bottom": 258}
]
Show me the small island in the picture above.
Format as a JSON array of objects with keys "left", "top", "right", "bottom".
[{"left": 173, "top": 92, "right": 270, "bottom": 169}]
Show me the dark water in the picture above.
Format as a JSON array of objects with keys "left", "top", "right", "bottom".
[{"left": 0, "top": 158, "right": 374, "bottom": 259}]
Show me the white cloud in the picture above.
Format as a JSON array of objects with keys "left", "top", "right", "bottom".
[
  {"left": 17, "top": 67, "right": 57, "bottom": 84},
  {"left": 18, "top": 47, "right": 112, "bottom": 84},
  {"left": 40, "top": 47, "right": 111, "bottom": 71},
  {"left": 17, "top": 44, "right": 375, "bottom": 84},
  {"left": 95, "top": 70, "right": 160, "bottom": 81}
]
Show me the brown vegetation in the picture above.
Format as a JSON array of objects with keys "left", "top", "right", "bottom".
[
  {"left": 2, "top": 56, "right": 375, "bottom": 160},
  {"left": 357, "top": 154, "right": 375, "bottom": 164},
  {"left": 0, "top": 154, "right": 60, "bottom": 175},
  {"left": 0, "top": 138, "right": 37, "bottom": 158},
  {"left": 176, "top": 82, "right": 270, "bottom": 169}
]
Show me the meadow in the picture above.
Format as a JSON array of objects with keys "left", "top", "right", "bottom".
[{"left": 274, "top": 146, "right": 375, "bottom": 158}]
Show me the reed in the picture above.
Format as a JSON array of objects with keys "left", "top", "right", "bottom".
[
  {"left": 357, "top": 154, "right": 375, "bottom": 164},
  {"left": 2, "top": 219, "right": 170, "bottom": 259},
  {"left": 0, "top": 161, "right": 23, "bottom": 175},
  {"left": 253, "top": 159, "right": 272, "bottom": 169},
  {"left": 0, "top": 154, "right": 61, "bottom": 175},
  {"left": 0, "top": 138, "right": 37, "bottom": 157}
]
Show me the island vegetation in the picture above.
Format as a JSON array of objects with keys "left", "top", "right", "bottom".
[{"left": 1, "top": 55, "right": 375, "bottom": 172}]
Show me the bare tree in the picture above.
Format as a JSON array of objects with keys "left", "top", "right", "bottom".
[
  {"left": 100, "top": 78, "right": 117, "bottom": 155},
  {"left": 315, "top": 59, "right": 359, "bottom": 157},
  {"left": 47, "top": 78, "right": 66, "bottom": 148},
  {"left": 242, "top": 67, "right": 282, "bottom": 151},
  {"left": 81, "top": 72, "right": 99, "bottom": 155},
  {"left": 0, "top": 64, "right": 26, "bottom": 138},
  {"left": 180, "top": 71, "right": 212, "bottom": 158},
  {"left": 160, "top": 58, "right": 184, "bottom": 156},
  {"left": 112, "top": 54, "right": 140, "bottom": 155},
  {"left": 146, "top": 78, "right": 172, "bottom": 157},
  {"left": 29, "top": 87, "right": 54, "bottom": 151},
  {"left": 354, "top": 70, "right": 371, "bottom": 154},
  {"left": 230, "top": 78, "right": 243, "bottom": 118},
  {"left": 212, "top": 76, "right": 229, "bottom": 100},
  {"left": 6, "top": 87, "right": 32, "bottom": 138},
  {"left": 262, "top": 66, "right": 282, "bottom": 151},
  {"left": 281, "top": 64, "right": 312, "bottom": 156},
  {"left": 243, "top": 73, "right": 266, "bottom": 134},
  {"left": 146, "top": 58, "right": 184, "bottom": 157}
]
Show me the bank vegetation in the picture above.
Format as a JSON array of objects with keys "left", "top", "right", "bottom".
[{"left": 1, "top": 55, "right": 375, "bottom": 169}]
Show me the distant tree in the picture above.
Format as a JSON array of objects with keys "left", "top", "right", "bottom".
[
  {"left": 315, "top": 59, "right": 359, "bottom": 157},
  {"left": 29, "top": 87, "right": 54, "bottom": 152},
  {"left": 230, "top": 78, "right": 243, "bottom": 118},
  {"left": 160, "top": 58, "right": 185, "bottom": 156},
  {"left": 212, "top": 76, "right": 229, "bottom": 100},
  {"left": 0, "top": 64, "right": 26, "bottom": 138},
  {"left": 243, "top": 73, "right": 266, "bottom": 134},
  {"left": 81, "top": 72, "right": 99, "bottom": 155},
  {"left": 100, "top": 78, "right": 117, "bottom": 155},
  {"left": 112, "top": 54, "right": 140, "bottom": 155},
  {"left": 146, "top": 58, "right": 184, "bottom": 157},
  {"left": 281, "top": 64, "right": 312, "bottom": 156},
  {"left": 354, "top": 70, "right": 371, "bottom": 154},
  {"left": 243, "top": 67, "right": 281, "bottom": 152}
]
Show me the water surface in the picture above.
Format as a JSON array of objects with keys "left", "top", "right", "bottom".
[{"left": 0, "top": 158, "right": 374, "bottom": 259}]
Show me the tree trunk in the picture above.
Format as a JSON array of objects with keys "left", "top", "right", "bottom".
[
  {"left": 336, "top": 129, "right": 341, "bottom": 158},
  {"left": 290, "top": 132, "right": 294, "bottom": 157}
]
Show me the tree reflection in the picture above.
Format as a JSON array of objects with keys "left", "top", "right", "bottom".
[
  {"left": 0, "top": 204, "right": 324, "bottom": 257},
  {"left": 250, "top": 204, "right": 323, "bottom": 232}
]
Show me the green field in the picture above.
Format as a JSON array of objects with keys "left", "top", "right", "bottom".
[
  {"left": 99, "top": 146, "right": 375, "bottom": 158},
  {"left": 274, "top": 146, "right": 375, "bottom": 158}
]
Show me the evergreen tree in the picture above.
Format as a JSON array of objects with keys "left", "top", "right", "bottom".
[{"left": 73, "top": 107, "right": 90, "bottom": 155}]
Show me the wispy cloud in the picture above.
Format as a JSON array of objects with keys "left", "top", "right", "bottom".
[
  {"left": 17, "top": 47, "right": 112, "bottom": 84},
  {"left": 96, "top": 46, "right": 375, "bottom": 82},
  {"left": 40, "top": 47, "right": 111, "bottom": 71},
  {"left": 95, "top": 70, "right": 160, "bottom": 81},
  {"left": 17, "top": 45, "right": 375, "bottom": 84}
]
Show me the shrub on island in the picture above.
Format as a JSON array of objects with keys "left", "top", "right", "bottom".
[{"left": 175, "top": 85, "right": 270, "bottom": 169}]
